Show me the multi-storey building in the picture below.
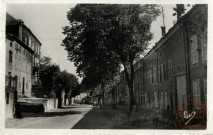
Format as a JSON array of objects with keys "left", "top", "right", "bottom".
[
  {"left": 116, "top": 4, "right": 207, "bottom": 114},
  {"left": 5, "top": 13, "right": 42, "bottom": 118}
]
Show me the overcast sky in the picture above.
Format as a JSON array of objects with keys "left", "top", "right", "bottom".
[{"left": 6, "top": 4, "right": 192, "bottom": 82}]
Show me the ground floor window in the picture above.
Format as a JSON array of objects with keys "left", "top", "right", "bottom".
[
  {"left": 193, "top": 79, "right": 200, "bottom": 104},
  {"left": 164, "top": 92, "right": 168, "bottom": 109},
  {"left": 6, "top": 93, "right": 9, "bottom": 104},
  {"left": 204, "top": 79, "right": 207, "bottom": 104}
]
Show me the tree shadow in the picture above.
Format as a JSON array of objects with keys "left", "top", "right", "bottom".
[
  {"left": 72, "top": 107, "right": 126, "bottom": 129},
  {"left": 21, "top": 110, "right": 82, "bottom": 118}
]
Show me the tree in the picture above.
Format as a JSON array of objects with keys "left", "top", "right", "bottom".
[
  {"left": 62, "top": 4, "right": 161, "bottom": 114},
  {"left": 39, "top": 57, "right": 60, "bottom": 97},
  {"left": 54, "top": 70, "right": 79, "bottom": 107}
]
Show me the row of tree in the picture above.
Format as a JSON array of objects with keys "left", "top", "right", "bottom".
[
  {"left": 38, "top": 56, "right": 80, "bottom": 108},
  {"left": 61, "top": 4, "right": 161, "bottom": 114}
]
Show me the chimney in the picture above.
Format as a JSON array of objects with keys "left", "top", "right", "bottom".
[
  {"left": 161, "top": 26, "right": 166, "bottom": 36},
  {"left": 176, "top": 4, "right": 185, "bottom": 21}
]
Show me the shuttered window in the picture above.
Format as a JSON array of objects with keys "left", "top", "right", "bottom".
[
  {"left": 191, "top": 35, "right": 199, "bottom": 65},
  {"left": 164, "top": 92, "right": 168, "bottom": 109},
  {"left": 9, "top": 50, "right": 13, "bottom": 63},
  {"left": 201, "top": 30, "right": 207, "bottom": 61},
  {"left": 193, "top": 79, "right": 200, "bottom": 104},
  {"left": 153, "top": 67, "right": 157, "bottom": 83},
  {"left": 204, "top": 79, "right": 207, "bottom": 104}
]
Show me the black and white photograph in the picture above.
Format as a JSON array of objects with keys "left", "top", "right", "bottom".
[{"left": 0, "top": 1, "right": 212, "bottom": 134}]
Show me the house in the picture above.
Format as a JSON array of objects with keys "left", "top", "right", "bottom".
[
  {"left": 5, "top": 13, "right": 42, "bottom": 118},
  {"left": 114, "top": 4, "right": 207, "bottom": 114}
]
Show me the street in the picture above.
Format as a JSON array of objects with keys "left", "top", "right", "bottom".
[
  {"left": 6, "top": 104, "right": 169, "bottom": 129},
  {"left": 6, "top": 104, "right": 131, "bottom": 129}
]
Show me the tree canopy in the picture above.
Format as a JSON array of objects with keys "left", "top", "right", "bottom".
[{"left": 62, "top": 4, "right": 161, "bottom": 113}]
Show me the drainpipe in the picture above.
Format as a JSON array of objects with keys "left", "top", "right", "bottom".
[{"left": 182, "top": 20, "right": 192, "bottom": 101}]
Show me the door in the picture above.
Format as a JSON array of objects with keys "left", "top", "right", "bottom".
[
  {"left": 176, "top": 75, "right": 187, "bottom": 107},
  {"left": 22, "top": 78, "right": 25, "bottom": 96}
]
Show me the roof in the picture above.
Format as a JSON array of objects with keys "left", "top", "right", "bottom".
[
  {"left": 6, "top": 13, "right": 42, "bottom": 46},
  {"left": 6, "top": 33, "right": 34, "bottom": 54},
  {"left": 120, "top": 4, "right": 206, "bottom": 73},
  {"left": 142, "top": 4, "right": 204, "bottom": 61}
]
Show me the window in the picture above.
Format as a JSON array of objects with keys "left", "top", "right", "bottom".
[
  {"left": 161, "top": 64, "right": 164, "bottom": 82},
  {"left": 204, "top": 79, "right": 207, "bottom": 104},
  {"left": 163, "top": 63, "right": 166, "bottom": 81},
  {"left": 26, "top": 82, "right": 28, "bottom": 89},
  {"left": 193, "top": 79, "right": 200, "bottom": 103},
  {"left": 153, "top": 67, "right": 157, "bottom": 83},
  {"left": 158, "top": 66, "right": 160, "bottom": 82},
  {"left": 191, "top": 35, "right": 199, "bottom": 65},
  {"left": 9, "top": 50, "right": 13, "bottom": 63},
  {"left": 201, "top": 30, "right": 207, "bottom": 61},
  {"left": 6, "top": 93, "right": 9, "bottom": 104},
  {"left": 160, "top": 92, "right": 164, "bottom": 109},
  {"left": 19, "top": 46, "right": 22, "bottom": 53},
  {"left": 145, "top": 92, "right": 148, "bottom": 105},
  {"left": 150, "top": 70, "right": 153, "bottom": 84},
  {"left": 168, "top": 60, "right": 172, "bottom": 70},
  {"left": 29, "top": 38, "right": 31, "bottom": 47},
  {"left": 25, "top": 37, "right": 28, "bottom": 45},
  {"left": 164, "top": 92, "right": 168, "bottom": 109},
  {"left": 10, "top": 42, "right": 12, "bottom": 47}
]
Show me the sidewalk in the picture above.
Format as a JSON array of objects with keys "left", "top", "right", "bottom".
[{"left": 113, "top": 105, "right": 173, "bottom": 129}]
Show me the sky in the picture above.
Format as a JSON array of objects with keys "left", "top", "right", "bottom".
[{"left": 6, "top": 4, "right": 192, "bottom": 82}]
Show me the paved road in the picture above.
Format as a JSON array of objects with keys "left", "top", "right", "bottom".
[
  {"left": 6, "top": 105, "right": 94, "bottom": 129},
  {"left": 6, "top": 104, "right": 164, "bottom": 129},
  {"left": 6, "top": 104, "right": 129, "bottom": 129}
]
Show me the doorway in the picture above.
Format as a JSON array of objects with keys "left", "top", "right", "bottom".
[
  {"left": 176, "top": 75, "right": 187, "bottom": 108},
  {"left": 22, "top": 78, "right": 25, "bottom": 96}
]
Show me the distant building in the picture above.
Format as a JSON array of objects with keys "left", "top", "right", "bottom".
[
  {"left": 115, "top": 71, "right": 129, "bottom": 106},
  {"left": 5, "top": 13, "right": 42, "bottom": 118}
]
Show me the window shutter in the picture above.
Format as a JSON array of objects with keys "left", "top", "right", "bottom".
[
  {"left": 193, "top": 81, "right": 197, "bottom": 97},
  {"left": 191, "top": 35, "right": 199, "bottom": 64},
  {"left": 197, "top": 80, "right": 200, "bottom": 100}
]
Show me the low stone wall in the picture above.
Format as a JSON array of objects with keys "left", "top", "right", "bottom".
[
  {"left": 19, "top": 98, "right": 58, "bottom": 112},
  {"left": 44, "top": 98, "right": 58, "bottom": 111},
  {"left": 5, "top": 91, "right": 15, "bottom": 119}
]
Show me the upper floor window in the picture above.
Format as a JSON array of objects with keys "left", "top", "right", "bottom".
[
  {"left": 15, "top": 44, "right": 19, "bottom": 53},
  {"left": 9, "top": 50, "right": 13, "bottom": 63},
  {"left": 190, "top": 34, "right": 199, "bottom": 65},
  {"left": 10, "top": 42, "right": 12, "bottom": 47},
  {"left": 25, "top": 37, "right": 27, "bottom": 45},
  {"left": 153, "top": 67, "right": 157, "bottom": 83},
  {"left": 201, "top": 29, "right": 207, "bottom": 61},
  {"left": 168, "top": 60, "right": 172, "bottom": 70},
  {"left": 29, "top": 38, "right": 31, "bottom": 47}
]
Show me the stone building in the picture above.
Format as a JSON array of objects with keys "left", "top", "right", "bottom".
[
  {"left": 5, "top": 13, "right": 42, "bottom": 118},
  {"left": 115, "top": 5, "right": 207, "bottom": 113}
]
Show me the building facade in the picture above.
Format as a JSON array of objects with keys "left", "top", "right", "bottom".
[
  {"left": 115, "top": 5, "right": 207, "bottom": 114},
  {"left": 5, "top": 13, "right": 42, "bottom": 118}
]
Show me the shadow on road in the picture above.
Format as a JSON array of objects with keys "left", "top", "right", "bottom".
[
  {"left": 21, "top": 110, "right": 82, "bottom": 118},
  {"left": 72, "top": 107, "right": 126, "bottom": 129}
]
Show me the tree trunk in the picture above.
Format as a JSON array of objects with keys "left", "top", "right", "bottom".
[
  {"left": 101, "top": 84, "right": 105, "bottom": 108},
  {"left": 123, "top": 62, "right": 135, "bottom": 115},
  {"left": 57, "top": 91, "right": 62, "bottom": 108},
  {"left": 112, "top": 86, "right": 117, "bottom": 109}
]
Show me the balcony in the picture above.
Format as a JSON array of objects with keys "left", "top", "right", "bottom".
[{"left": 5, "top": 75, "right": 17, "bottom": 91}]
